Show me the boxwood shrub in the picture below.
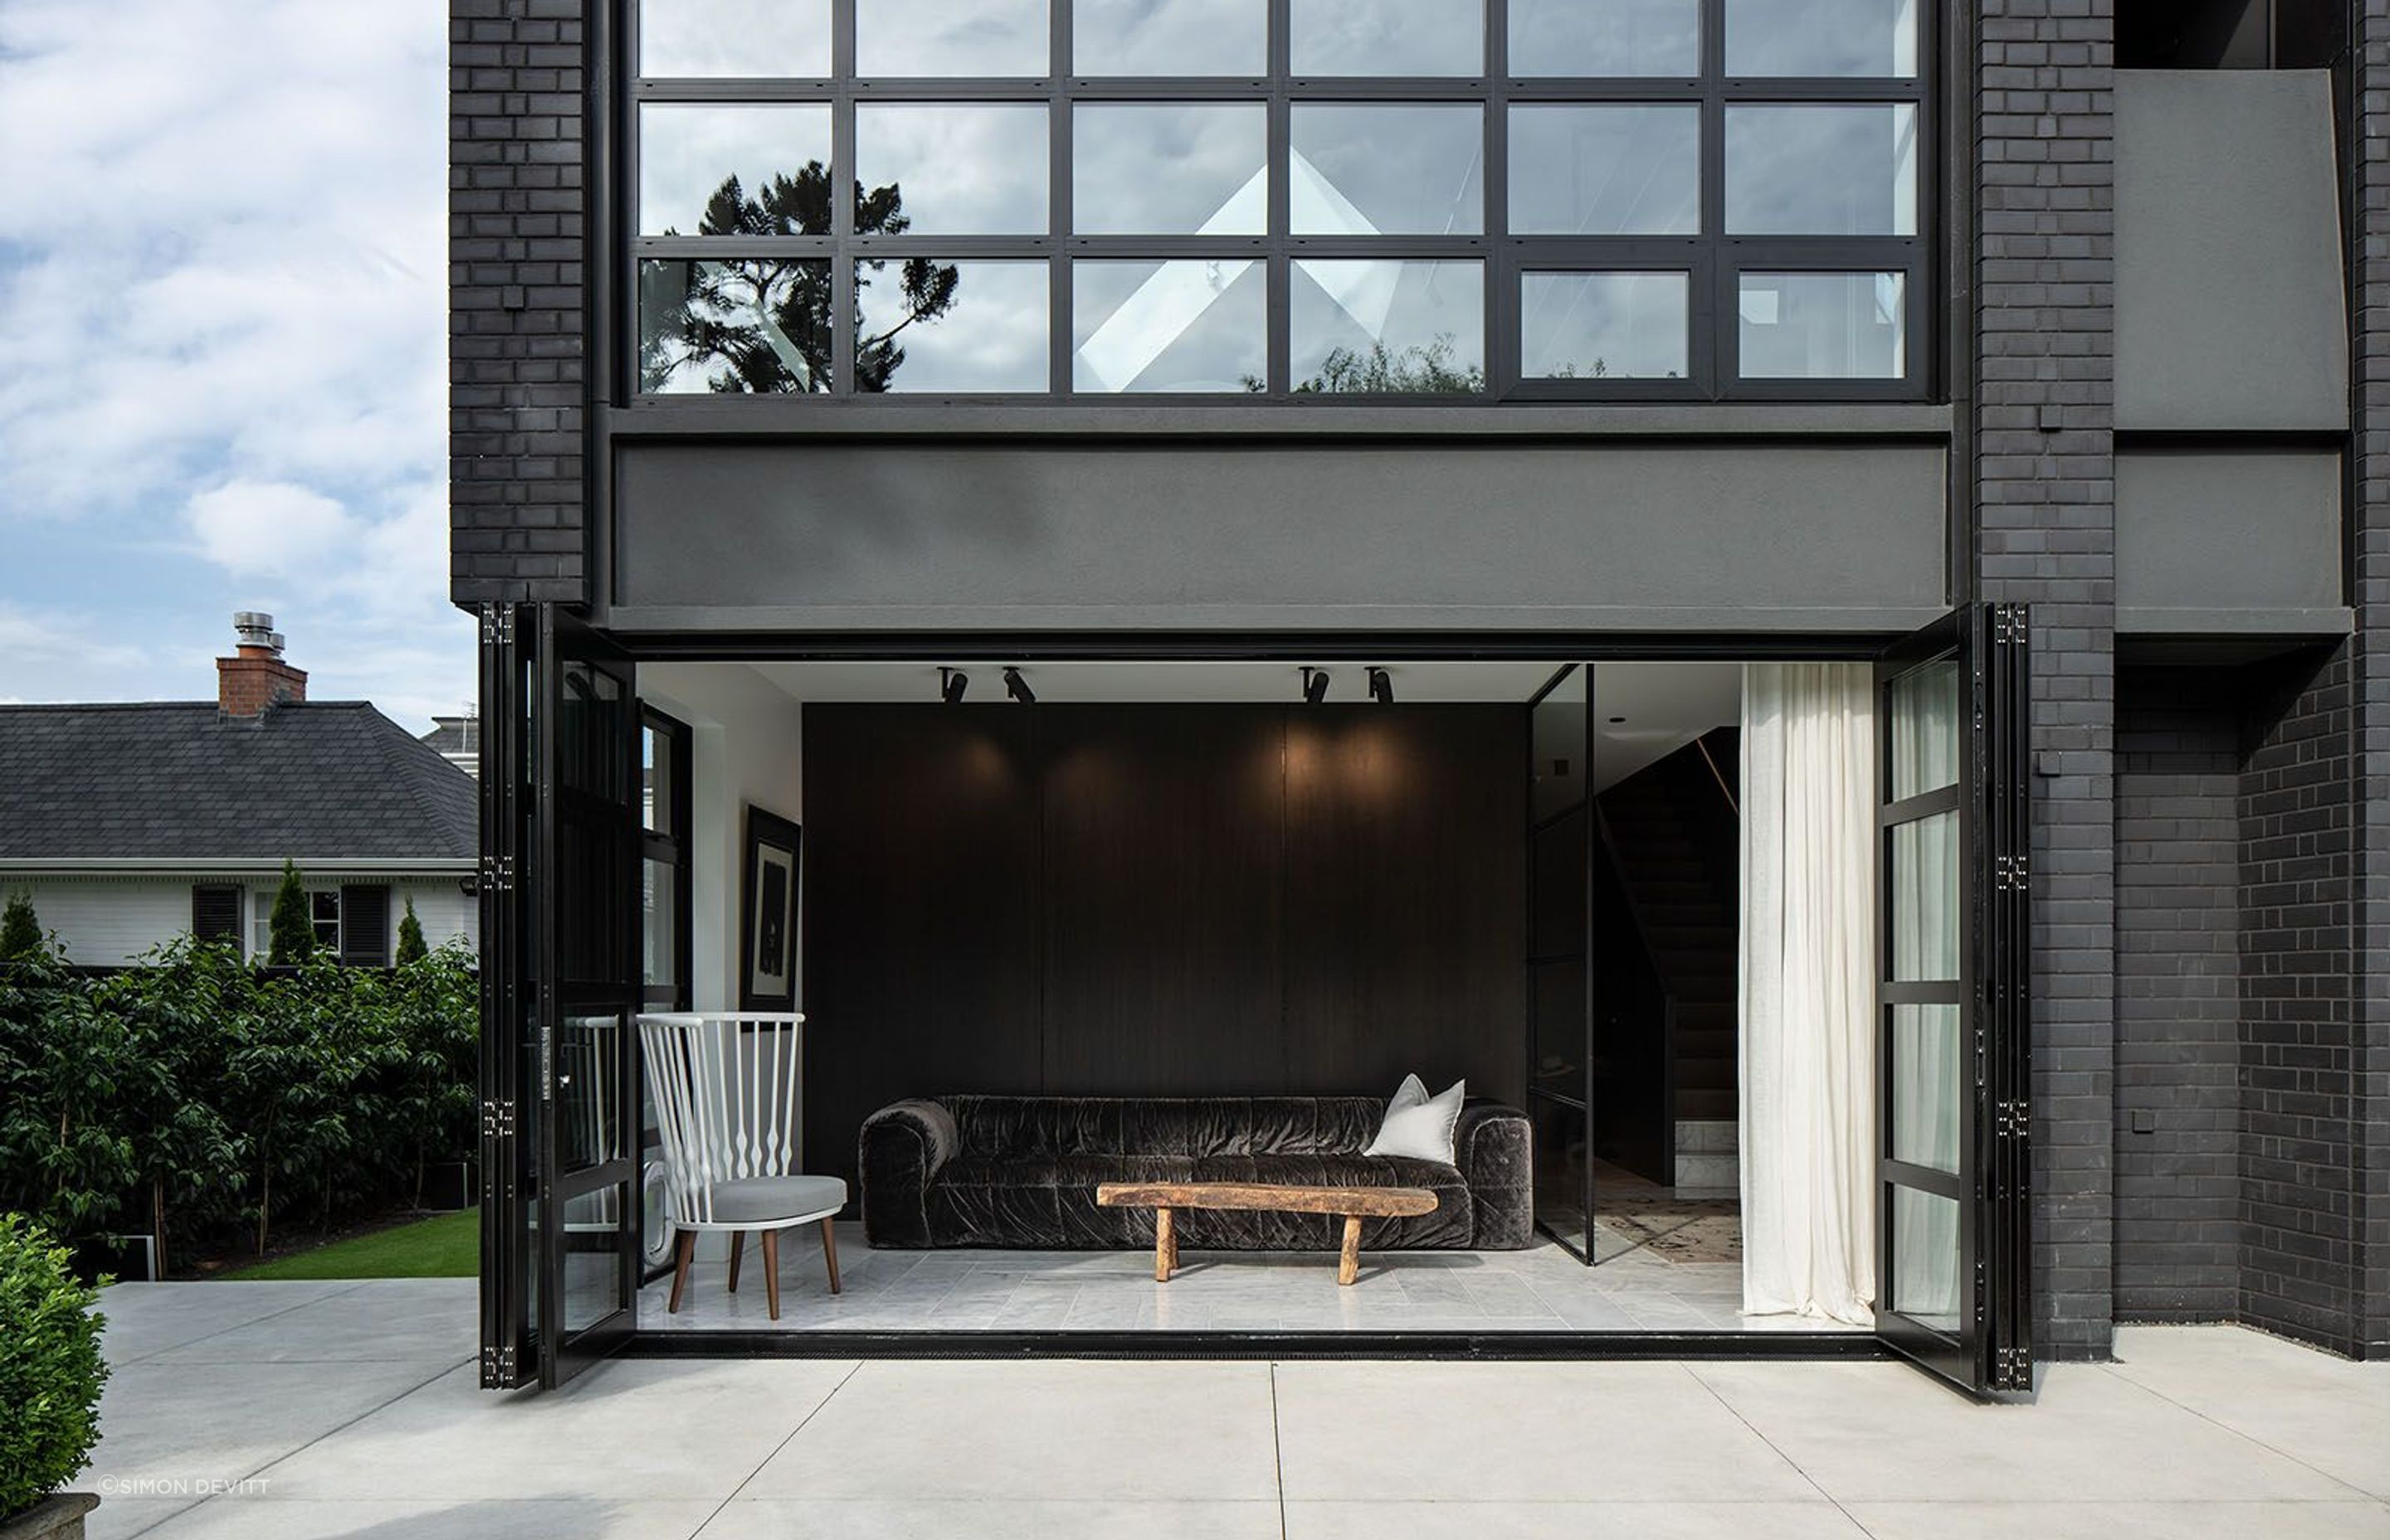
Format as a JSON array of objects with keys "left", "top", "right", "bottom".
[{"left": 0, "top": 1214, "right": 109, "bottom": 1518}]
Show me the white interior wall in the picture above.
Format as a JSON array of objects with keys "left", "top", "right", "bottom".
[{"left": 638, "top": 664, "right": 805, "bottom": 1012}]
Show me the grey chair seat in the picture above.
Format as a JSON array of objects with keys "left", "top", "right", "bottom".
[{"left": 709, "top": 1173, "right": 847, "bottom": 1226}]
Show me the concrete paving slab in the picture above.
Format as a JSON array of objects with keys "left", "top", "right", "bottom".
[
  {"left": 695, "top": 1498, "right": 1283, "bottom": 1538},
  {"left": 1844, "top": 1499, "right": 2390, "bottom": 1539},
  {"left": 139, "top": 1497, "right": 724, "bottom": 1539},
  {"left": 1282, "top": 1499, "right": 1874, "bottom": 1538},
  {"left": 144, "top": 1278, "right": 476, "bottom": 1365},
  {"left": 2102, "top": 1324, "right": 2390, "bottom": 1500},
  {"left": 95, "top": 1282, "right": 368, "bottom": 1365}
]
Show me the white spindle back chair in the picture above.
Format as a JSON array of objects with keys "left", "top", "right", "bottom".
[{"left": 637, "top": 1011, "right": 844, "bottom": 1319}]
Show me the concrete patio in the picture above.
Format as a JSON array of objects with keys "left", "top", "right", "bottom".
[{"left": 79, "top": 1279, "right": 2389, "bottom": 1538}]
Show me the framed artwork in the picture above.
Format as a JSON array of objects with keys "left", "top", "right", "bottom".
[{"left": 739, "top": 806, "right": 802, "bottom": 1011}]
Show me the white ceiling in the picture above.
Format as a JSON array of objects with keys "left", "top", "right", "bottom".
[{"left": 724, "top": 658, "right": 1743, "bottom": 790}]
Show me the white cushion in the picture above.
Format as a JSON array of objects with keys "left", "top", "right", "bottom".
[
  {"left": 1362, "top": 1073, "right": 1466, "bottom": 1163},
  {"left": 708, "top": 1173, "right": 847, "bottom": 1225}
]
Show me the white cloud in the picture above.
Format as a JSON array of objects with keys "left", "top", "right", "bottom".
[{"left": 0, "top": 0, "right": 463, "bottom": 727}]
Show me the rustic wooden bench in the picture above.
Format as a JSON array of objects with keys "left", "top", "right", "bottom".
[{"left": 1095, "top": 1181, "right": 1440, "bottom": 1285}]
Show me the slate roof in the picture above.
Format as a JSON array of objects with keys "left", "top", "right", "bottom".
[{"left": 0, "top": 702, "right": 478, "bottom": 862}]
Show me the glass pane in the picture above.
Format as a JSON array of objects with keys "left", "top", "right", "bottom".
[
  {"left": 1891, "top": 1003, "right": 1962, "bottom": 1174},
  {"left": 558, "top": 1014, "right": 625, "bottom": 1172},
  {"left": 643, "top": 858, "right": 680, "bottom": 988},
  {"left": 638, "top": 104, "right": 831, "bottom": 236},
  {"left": 856, "top": 258, "right": 1049, "bottom": 392},
  {"left": 1890, "top": 659, "right": 1961, "bottom": 799},
  {"left": 1725, "top": 0, "right": 1919, "bottom": 77},
  {"left": 1531, "top": 958, "right": 1588, "bottom": 1096},
  {"left": 1521, "top": 272, "right": 1689, "bottom": 381},
  {"left": 1530, "top": 665, "right": 1587, "bottom": 824},
  {"left": 1290, "top": 260, "right": 1484, "bottom": 394},
  {"left": 855, "top": 103, "right": 1049, "bottom": 234},
  {"left": 561, "top": 1187, "right": 626, "bottom": 1333},
  {"left": 856, "top": 0, "right": 1049, "bottom": 76},
  {"left": 639, "top": 0, "right": 832, "bottom": 77},
  {"left": 641, "top": 726, "right": 675, "bottom": 836},
  {"left": 1073, "top": 259, "right": 1265, "bottom": 392},
  {"left": 1725, "top": 104, "right": 1918, "bottom": 234},
  {"left": 559, "top": 665, "right": 627, "bottom": 797},
  {"left": 1509, "top": 105, "right": 1699, "bottom": 235},
  {"left": 1530, "top": 1095, "right": 1589, "bottom": 1241},
  {"left": 1291, "top": 105, "right": 1484, "bottom": 235},
  {"left": 1738, "top": 271, "right": 1907, "bottom": 381},
  {"left": 1510, "top": 0, "right": 1700, "bottom": 76},
  {"left": 1890, "top": 1186, "right": 1962, "bottom": 1332},
  {"left": 1890, "top": 810, "right": 1959, "bottom": 982},
  {"left": 1291, "top": 0, "right": 1484, "bottom": 76},
  {"left": 1075, "top": 0, "right": 1266, "bottom": 75},
  {"left": 637, "top": 258, "right": 834, "bottom": 393},
  {"left": 1073, "top": 104, "right": 1266, "bottom": 234}
]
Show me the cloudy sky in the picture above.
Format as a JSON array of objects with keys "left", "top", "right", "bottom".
[{"left": 0, "top": 0, "right": 468, "bottom": 732}]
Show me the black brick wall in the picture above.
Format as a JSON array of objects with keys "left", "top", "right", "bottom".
[
  {"left": 2354, "top": 0, "right": 2390, "bottom": 1363},
  {"left": 2113, "top": 670, "right": 2241, "bottom": 1321},
  {"left": 2238, "top": 647, "right": 2363, "bottom": 1351},
  {"left": 450, "top": 0, "right": 591, "bottom": 605},
  {"left": 1974, "top": 0, "right": 2118, "bottom": 1360}
]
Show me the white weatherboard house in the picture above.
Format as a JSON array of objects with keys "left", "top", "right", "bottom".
[{"left": 0, "top": 615, "right": 479, "bottom": 966}]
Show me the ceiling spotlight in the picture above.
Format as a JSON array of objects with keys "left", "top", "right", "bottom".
[
  {"left": 1301, "top": 667, "right": 1332, "bottom": 704},
  {"left": 1368, "top": 667, "right": 1394, "bottom": 705},
  {"left": 1003, "top": 666, "right": 1036, "bottom": 704},
  {"left": 940, "top": 667, "right": 969, "bottom": 704}
]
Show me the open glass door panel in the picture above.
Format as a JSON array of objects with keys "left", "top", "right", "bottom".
[{"left": 1875, "top": 605, "right": 2032, "bottom": 1394}]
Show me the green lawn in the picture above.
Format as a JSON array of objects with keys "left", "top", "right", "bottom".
[{"left": 227, "top": 1208, "right": 480, "bottom": 1280}]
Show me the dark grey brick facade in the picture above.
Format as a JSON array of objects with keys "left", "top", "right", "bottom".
[
  {"left": 2354, "top": 0, "right": 2390, "bottom": 1363},
  {"left": 2113, "top": 670, "right": 2241, "bottom": 1321},
  {"left": 1973, "top": 0, "right": 2118, "bottom": 1360},
  {"left": 450, "top": 0, "right": 590, "bottom": 604}
]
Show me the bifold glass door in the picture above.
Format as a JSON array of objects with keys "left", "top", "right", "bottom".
[
  {"left": 479, "top": 605, "right": 646, "bottom": 1391},
  {"left": 1526, "top": 665, "right": 1596, "bottom": 1260},
  {"left": 1875, "top": 606, "right": 2032, "bottom": 1394}
]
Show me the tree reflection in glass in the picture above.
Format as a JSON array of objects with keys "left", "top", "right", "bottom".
[{"left": 636, "top": 165, "right": 961, "bottom": 394}]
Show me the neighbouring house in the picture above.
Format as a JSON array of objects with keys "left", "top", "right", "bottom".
[
  {"left": 0, "top": 614, "right": 479, "bottom": 967},
  {"left": 420, "top": 713, "right": 481, "bottom": 778}
]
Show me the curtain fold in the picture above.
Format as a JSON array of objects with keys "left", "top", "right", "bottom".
[{"left": 1739, "top": 662, "right": 1877, "bottom": 1324}]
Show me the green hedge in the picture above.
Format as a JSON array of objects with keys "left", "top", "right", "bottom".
[
  {"left": 0, "top": 1214, "right": 108, "bottom": 1518},
  {"left": 0, "top": 936, "right": 478, "bottom": 1271}
]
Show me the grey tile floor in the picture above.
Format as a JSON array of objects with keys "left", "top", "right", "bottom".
[
  {"left": 636, "top": 1221, "right": 1836, "bottom": 1333},
  {"left": 76, "top": 1279, "right": 2390, "bottom": 1539}
]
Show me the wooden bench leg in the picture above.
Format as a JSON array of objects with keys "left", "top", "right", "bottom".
[
  {"left": 1338, "top": 1215, "right": 1362, "bottom": 1286},
  {"left": 1155, "top": 1207, "right": 1175, "bottom": 1283},
  {"left": 820, "top": 1215, "right": 841, "bottom": 1295},
  {"left": 727, "top": 1231, "right": 744, "bottom": 1294},
  {"left": 667, "top": 1229, "right": 695, "bottom": 1313},
  {"left": 762, "top": 1228, "right": 782, "bottom": 1322}
]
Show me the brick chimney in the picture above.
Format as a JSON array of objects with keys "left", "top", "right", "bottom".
[{"left": 217, "top": 612, "right": 307, "bottom": 716}]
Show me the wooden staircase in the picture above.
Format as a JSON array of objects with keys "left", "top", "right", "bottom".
[{"left": 1596, "top": 732, "right": 1740, "bottom": 1125}]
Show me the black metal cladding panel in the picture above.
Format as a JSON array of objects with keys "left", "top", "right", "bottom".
[{"left": 0, "top": 703, "right": 477, "bottom": 861}]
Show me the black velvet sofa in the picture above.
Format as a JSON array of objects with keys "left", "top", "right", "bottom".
[{"left": 858, "top": 1094, "right": 1534, "bottom": 1251}]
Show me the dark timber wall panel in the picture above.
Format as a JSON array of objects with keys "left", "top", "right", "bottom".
[
  {"left": 609, "top": 440, "right": 1949, "bottom": 630},
  {"left": 802, "top": 705, "right": 1525, "bottom": 1188},
  {"left": 1041, "top": 709, "right": 1289, "bottom": 1096},
  {"left": 450, "top": 0, "right": 590, "bottom": 604},
  {"left": 1978, "top": 0, "right": 2120, "bottom": 1361},
  {"left": 2113, "top": 670, "right": 2241, "bottom": 1321}
]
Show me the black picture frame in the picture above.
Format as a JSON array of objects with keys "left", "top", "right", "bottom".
[{"left": 739, "top": 805, "right": 802, "bottom": 1011}]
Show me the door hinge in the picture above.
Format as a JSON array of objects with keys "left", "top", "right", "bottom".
[
  {"left": 1995, "top": 852, "right": 2028, "bottom": 892},
  {"left": 480, "top": 1344, "right": 516, "bottom": 1388},
  {"left": 1992, "top": 605, "right": 2028, "bottom": 645},
  {"left": 1994, "top": 1344, "right": 2031, "bottom": 1391},
  {"left": 1996, "top": 1099, "right": 2030, "bottom": 1141},
  {"left": 479, "top": 854, "right": 515, "bottom": 894},
  {"left": 481, "top": 1099, "right": 516, "bottom": 1140},
  {"left": 480, "top": 606, "right": 514, "bottom": 647}
]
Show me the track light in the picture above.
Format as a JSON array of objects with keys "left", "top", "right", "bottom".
[
  {"left": 1003, "top": 666, "right": 1036, "bottom": 704},
  {"left": 940, "top": 667, "right": 969, "bottom": 704},
  {"left": 1368, "top": 667, "right": 1394, "bottom": 705},
  {"left": 1301, "top": 666, "right": 1331, "bottom": 704}
]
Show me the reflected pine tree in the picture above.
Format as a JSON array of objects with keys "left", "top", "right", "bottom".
[
  {"left": 1265, "top": 334, "right": 1485, "bottom": 394},
  {"left": 637, "top": 163, "right": 961, "bottom": 393}
]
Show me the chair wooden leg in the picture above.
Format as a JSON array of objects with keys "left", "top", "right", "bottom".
[
  {"left": 820, "top": 1216, "right": 841, "bottom": 1295},
  {"left": 727, "top": 1231, "right": 745, "bottom": 1294},
  {"left": 761, "top": 1228, "right": 782, "bottom": 1322},
  {"left": 667, "top": 1229, "right": 695, "bottom": 1313}
]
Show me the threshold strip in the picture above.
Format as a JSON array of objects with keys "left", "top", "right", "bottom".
[{"left": 615, "top": 1329, "right": 1886, "bottom": 1363}]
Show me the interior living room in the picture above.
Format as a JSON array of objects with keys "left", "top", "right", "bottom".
[{"left": 614, "top": 652, "right": 1943, "bottom": 1343}]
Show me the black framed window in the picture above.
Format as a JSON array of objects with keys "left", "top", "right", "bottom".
[{"left": 624, "top": 0, "right": 1932, "bottom": 402}]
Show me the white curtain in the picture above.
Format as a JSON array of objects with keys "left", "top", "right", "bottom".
[{"left": 1739, "top": 663, "right": 1877, "bottom": 1324}]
